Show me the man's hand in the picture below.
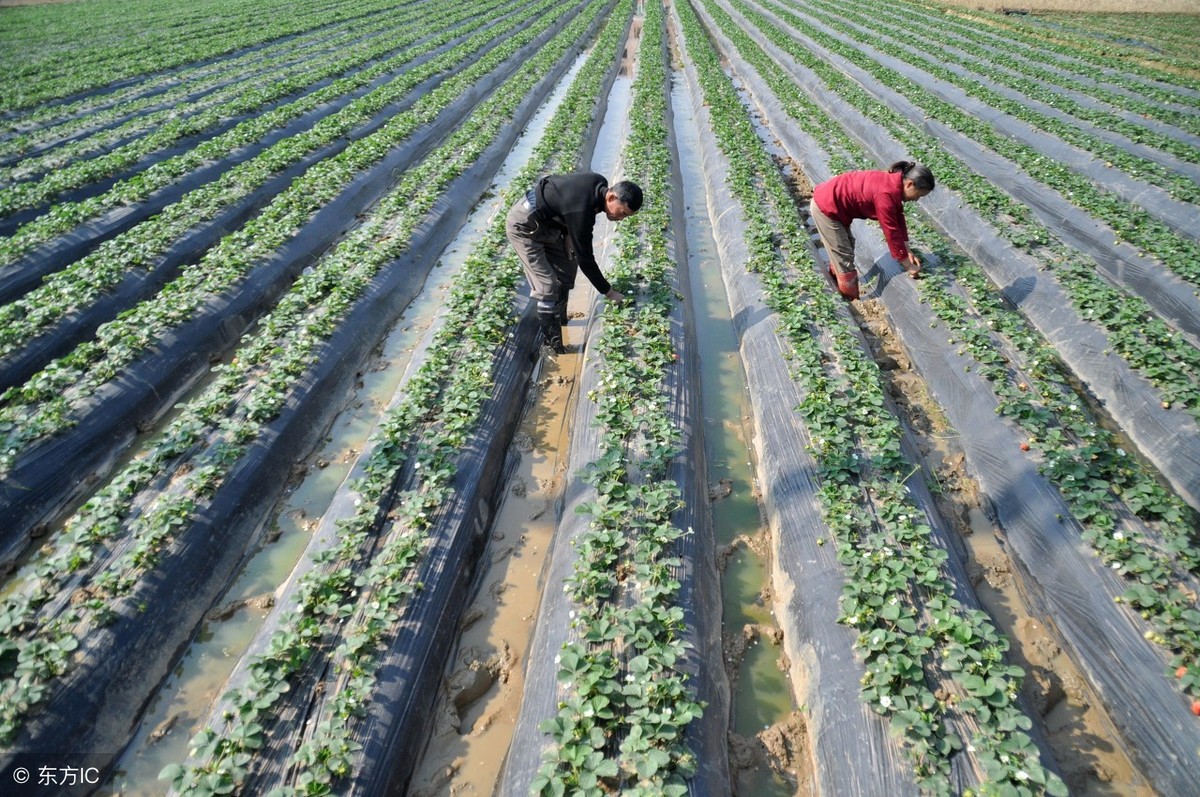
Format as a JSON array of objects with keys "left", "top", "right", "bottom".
[{"left": 605, "top": 289, "right": 626, "bottom": 303}]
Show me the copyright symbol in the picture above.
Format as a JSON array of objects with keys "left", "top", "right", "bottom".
[{"left": 12, "top": 767, "right": 29, "bottom": 783}]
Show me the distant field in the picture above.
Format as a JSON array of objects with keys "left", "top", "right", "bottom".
[{"left": 936, "top": 0, "right": 1199, "bottom": 12}]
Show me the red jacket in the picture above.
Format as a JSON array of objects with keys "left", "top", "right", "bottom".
[{"left": 813, "top": 170, "right": 910, "bottom": 262}]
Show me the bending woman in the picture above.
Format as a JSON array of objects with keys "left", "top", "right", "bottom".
[{"left": 809, "top": 161, "right": 935, "bottom": 300}]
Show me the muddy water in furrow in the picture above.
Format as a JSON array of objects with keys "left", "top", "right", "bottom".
[
  {"left": 404, "top": 21, "right": 641, "bottom": 795},
  {"left": 671, "top": 72, "right": 805, "bottom": 796},
  {"left": 107, "top": 47, "right": 598, "bottom": 796}
]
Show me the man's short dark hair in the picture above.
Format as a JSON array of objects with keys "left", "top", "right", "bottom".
[{"left": 610, "top": 180, "right": 643, "bottom": 212}]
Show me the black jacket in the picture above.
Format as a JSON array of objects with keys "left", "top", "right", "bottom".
[{"left": 534, "top": 172, "right": 611, "bottom": 295}]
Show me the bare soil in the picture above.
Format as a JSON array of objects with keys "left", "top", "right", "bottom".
[{"left": 407, "top": 342, "right": 582, "bottom": 796}]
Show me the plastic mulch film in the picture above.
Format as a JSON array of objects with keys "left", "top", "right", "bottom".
[
  {"left": 498, "top": 301, "right": 732, "bottom": 796},
  {"left": 176, "top": 306, "right": 541, "bottom": 796},
  {"left": 0, "top": 4, "right": 546, "bottom": 381},
  {"left": 682, "top": 2, "right": 997, "bottom": 791},
  {"left": 499, "top": 135, "right": 731, "bottom": 796},
  {"left": 0, "top": 34, "right": 586, "bottom": 777},
  {"left": 733, "top": 0, "right": 1200, "bottom": 511},
  {"left": 0, "top": 8, "right": 510, "bottom": 306},
  {"left": 746, "top": 0, "right": 1200, "bottom": 345},
  {"left": 707, "top": 1, "right": 1200, "bottom": 789}
]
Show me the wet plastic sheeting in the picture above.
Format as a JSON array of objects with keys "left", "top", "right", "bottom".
[
  {"left": 727, "top": 0, "right": 1200, "bottom": 511},
  {"left": 500, "top": 65, "right": 730, "bottom": 796},
  {"left": 708, "top": 5, "right": 1200, "bottom": 784},
  {"left": 868, "top": 247, "right": 1200, "bottom": 794},
  {"left": 0, "top": 64, "right": 569, "bottom": 776},
  {"left": 162, "top": 9, "right": 621, "bottom": 792},
  {"left": 497, "top": 315, "right": 605, "bottom": 796},
  {"left": 330, "top": 310, "right": 540, "bottom": 796},
  {"left": 0, "top": 224, "right": 454, "bottom": 788},
  {"left": 664, "top": 113, "right": 735, "bottom": 794},
  {"left": 674, "top": 3, "right": 922, "bottom": 792},
  {"left": 0, "top": 17, "right": 576, "bottom": 559}
]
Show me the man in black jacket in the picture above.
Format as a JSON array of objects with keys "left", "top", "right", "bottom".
[{"left": 506, "top": 172, "right": 642, "bottom": 353}]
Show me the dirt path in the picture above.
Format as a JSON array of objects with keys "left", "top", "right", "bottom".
[{"left": 407, "top": 307, "right": 588, "bottom": 796}]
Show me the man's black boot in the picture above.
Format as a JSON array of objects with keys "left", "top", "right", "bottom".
[
  {"left": 552, "top": 286, "right": 570, "bottom": 326},
  {"left": 537, "top": 305, "right": 565, "bottom": 354}
]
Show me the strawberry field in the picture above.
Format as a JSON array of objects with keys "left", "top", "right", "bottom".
[{"left": 0, "top": 0, "right": 1197, "bottom": 794}]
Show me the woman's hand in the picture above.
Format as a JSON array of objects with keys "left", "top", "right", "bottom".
[
  {"left": 605, "top": 288, "right": 626, "bottom": 303},
  {"left": 905, "top": 251, "right": 922, "bottom": 277}
]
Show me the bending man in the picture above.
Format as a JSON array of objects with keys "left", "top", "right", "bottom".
[{"left": 506, "top": 172, "right": 642, "bottom": 353}]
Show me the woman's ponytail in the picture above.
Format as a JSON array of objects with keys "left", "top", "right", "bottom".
[{"left": 888, "top": 160, "right": 935, "bottom": 191}]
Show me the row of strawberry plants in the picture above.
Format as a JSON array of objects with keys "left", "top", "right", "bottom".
[
  {"left": 908, "top": 233, "right": 1200, "bottom": 705},
  {"left": 0, "top": 0, "right": 322, "bottom": 83},
  {"left": 0, "top": 0, "right": 535, "bottom": 369},
  {"left": 0, "top": 0, "right": 561, "bottom": 512},
  {"left": 707, "top": 0, "right": 1200, "bottom": 720},
  {"left": 901, "top": 1, "right": 1200, "bottom": 114},
  {"left": 1036, "top": 12, "right": 1200, "bottom": 62},
  {"left": 0, "top": 0, "right": 393, "bottom": 113},
  {"left": 532, "top": 3, "right": 704, "bottom": 795},
  {"left": 754, "top": 0, "right": 1200, "bottom": 285},
  {"left": 925, "top": 1, "right": 1200, "bottom": 100},
  {"left": 0, "top": 0, "right": 610, "bottom": 752},
  {"left": 163, "top": 4, "right": 628, "bottom": 793},
  {"left": 842, "top": 0, "right": 1200, "bottom": 140},
  {"left": 0, "top": 0, "right": 464, "bottom": 213},
  {"left": 804, "top": 0, "right": 1200, "bottom": 175},
  {"left": 729, "top": 0, "right": 1200, "bottom": 427},
  {"left": 687, "top": 0, "right": 1065, "bottom": 792},
  {"left": 0, "top": 0, "right": 423, "bottom": 181},
  {"left": 724, "top": 0, "right": 1200, "bottom": 559},
  {"left": 0, "top": 0, "right": 413, "bottom": 148},
  {"left": 710, "top": 0, "right": 1194, "bottom": 553},
  {"left": 0, "top": 0, "right": 515, "bottom": 248}
]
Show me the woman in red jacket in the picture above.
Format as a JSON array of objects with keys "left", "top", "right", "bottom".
[{"left": 809, "top": 161, "right": 935, "bottom": 300}]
